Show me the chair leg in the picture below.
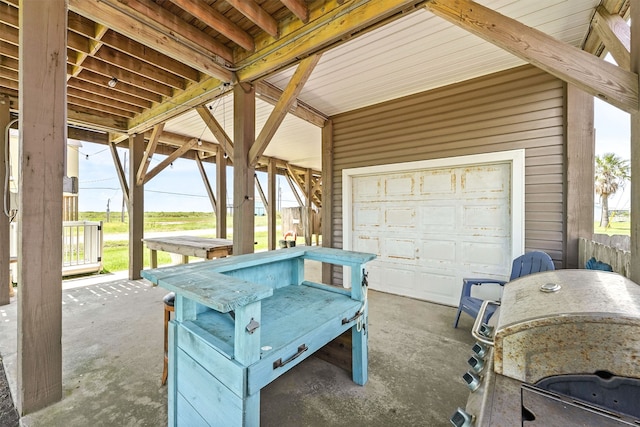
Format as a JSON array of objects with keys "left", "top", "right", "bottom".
[
  {"left": 453, "top": 308, "right": 462, "bottom": 328},
  {"left": 162, "top": 303, "right": 174, "bottom": 386}
]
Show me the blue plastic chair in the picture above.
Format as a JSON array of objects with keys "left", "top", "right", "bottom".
[{"left": 453, "top": 251, "right": 555, "bottom": 328}]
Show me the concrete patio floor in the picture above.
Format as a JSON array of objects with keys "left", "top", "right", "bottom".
[{"left": 0, "top": 265, "right": 476, "bottom": 426}]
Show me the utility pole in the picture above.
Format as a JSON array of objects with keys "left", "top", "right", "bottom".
[{"left": 106, "top": 199, "right": 110, "bottom": 222}]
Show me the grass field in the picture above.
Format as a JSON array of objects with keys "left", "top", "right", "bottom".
[
  {"left": 78, "top": 212, "right": 278, "bottom": 273},
  {"left": 593, "top": 221, "right": 631, "bottom": 236}
]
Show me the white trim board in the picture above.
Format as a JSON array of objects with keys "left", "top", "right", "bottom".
[{"left": 342, "top": 150, "right": 525, "bottom": 287}]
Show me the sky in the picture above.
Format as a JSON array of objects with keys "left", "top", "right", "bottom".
[{"left": 76, "top": 143, "right": 302, "bottom": 213}]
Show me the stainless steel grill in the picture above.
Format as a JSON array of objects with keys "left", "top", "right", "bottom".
[{"left": 450, "top": 270, "right": 640, "bottom": 427}]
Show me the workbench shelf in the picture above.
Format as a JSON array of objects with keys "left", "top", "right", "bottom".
[{"left": 141, "top": 246, "right": 376, "bottom": 427}]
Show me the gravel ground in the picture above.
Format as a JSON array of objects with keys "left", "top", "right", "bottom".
[{"left": 0, "top": 358, "right": 19, "bottom": 427}]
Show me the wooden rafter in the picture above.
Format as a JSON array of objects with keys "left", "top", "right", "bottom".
[
  {"left": 109, "top": 140, "right": 129, "bottom": 204},
  {"left": 68, "top": 0, "right": 233, "bottom": 81},
  {"left": 255, "top": 81, "right": 327, "bottom": 128},
  {"left": 196, "top": 104, "right": 234, "bottom": 160},
  {"left": 592, "top": 5, "right": 630, "bottom": 70},
  {"left": 68, "top": 23, "right": 108, "bottom": 80},
  {"left": 143, "top": 138, "right": 198, "bottom": 184},
  {"left": 280, "top": 0, "right": 309, "bottom": 23},
  {"left": 249, "top": 54, "right": 321, "bottom": 166},
  {"left": 195, "top": 153, "right": 217, "bottom": 212},
  {"left": 168, "top": 0, "right": 254, "bottom": 52},
  {"left": 424, "top": 0, "right": 638, "bottom": 113},
  {"left": 136, "top": 123, "right": 164, "bottom": 185},
  {"left": 225, "top": 0, "right": 278, "bottom": 38}
]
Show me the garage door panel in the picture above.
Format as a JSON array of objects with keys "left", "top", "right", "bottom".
[
  {"left": 420, "top": 169, "right": 456, "bottom": 196},
  {"left": 385, "top": 207, "right": 417, "bottom": 228},
  {"left": 422, "top": 239, "right": 456, "bottom": 263},
  {"left": 461, "top": 241, "right": 509, "bottom": 272},
  {"left": 384, "top": 238, "right": 417, "bottom": 262},
  {"left": 463, "top": 205, "right": 509, "bottom": 230},
  {"left": 353, "top": 235, "right": 380, "bottom": 256},
  {"left": 462, "top": 165, "right": 508, "bottom": 193},
  {"left": 420, "top": 205, "right": 457, "bottom": 228},
  {"left": 353, "top": 177, "right": 381, "bottom": 200},
  {"left": 353, "top": 205, "right": 381, "bottom": 228},
  {"left": 384, "top": 173, "right": 415, "bottom": 196}
]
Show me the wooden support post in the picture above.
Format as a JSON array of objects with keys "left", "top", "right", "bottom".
[
  {"left": 233, "top": 83, "right": 255, "bottom": 254},
  {"left": 565, "top": 84, "right": 594, "bottom": 269},
  {"left": 630, "top": 3, "right": 640, "bottom": 284},
  {"left": 128, "top": 133, "right": 144, "bottom": 279},
  {"left": 267, "top": 159, "right": 276, "bottom": 250},
  {"left": 304, "top": 168, "right": 312, "bottom": 247},
  {"left": 216, "top": 145, "right": 227, "bottom": 238},
  {"left": 17, "top": 0, "right": 66, "bottom": 413},
  {"left": 321, "top": 120, "right": 333, "bottom": 283},
  {"left": 0, "top": 97, "right": 10, "bottom": 306}
]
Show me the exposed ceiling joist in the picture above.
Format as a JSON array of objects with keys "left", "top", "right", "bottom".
[
  {"left": 424, "top": 0, "right": 638, "bottom": 113},
  {"left": 225, "top": 0, "right": 278, "bottom": 38},
  {"left": 168, "top": 0, "right": 255, "bottom": 52},
  {"left": 592, "top": 5, "right": 630, "bottom": 70},
  {"left": 249, "top": 54, "right": 321, "bottom": 166},
  {"left": 68, "top": 0, "right": 233, "bottom": 81},
  {"left": 279, "top": 0, "right": 309, "bottom": 24}
]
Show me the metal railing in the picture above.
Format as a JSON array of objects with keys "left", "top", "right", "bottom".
[{"left": 62, "top": 221, "right": 103, "bottom": 276}]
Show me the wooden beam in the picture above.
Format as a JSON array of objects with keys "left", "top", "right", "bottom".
[
  {"left": 593, "top": 6, "right": 631, "bottom": 71},
  {"left": 565, "top": 84, "right": 595, "bottom": 269},
  {"left": 304, "top": 168, "right": 312, "bottom": 246},
  {"left": 255, "top": 81, "right": 327, "bottom": 127},
  {"left": 73, "top": 69, "right": 163, "bottom": 103},
  {"left": 136, "top": 123, "right": 163, "bottom": 185},
  {"left": 17, "top": 0, "right": 65, "bottom": 413},
  {"left": 196, "top": 104, "right": 234, "bottom": 159},
  {"left": 168, "top": 0, "right": 254, "bottom": 51},
  {"left": 0, "top": 97, "right": 10, "bottom": 306},
  {"left": 127, "top": 77, "right": 226, "bottom": 134},
  {"left": 254, "top": 173, "right": 268, "bottom": 211},
  {"left": 128, "top": 133, "right": 145, "bottom": 280},
  {"left": 226, "top": 0, "right": 278, "bottom": 38},
  {"left": 630, "top": 2, "right": 640, "bottom": 283},
  {"left": 280, "top": 0, "right": 309, "bottom": 23},
  {"left": 68, "top": 0, "right": 233, "bottom": 80},
  {"left": 233, "top": 83, "right": 256, "bottom": 254},
  {"left": 196, "top": 153, "right": 217, "bottom": 212},
  {"left": 98, "top": 30, "right": 200, "bottom": 82},
  {"left": 321, "top": 120, "right": 333, "bottom": 282},
  {"left": 423, "top": 0, "right": 639, "bottom": 113},
  {"left": 69, "top": 77, "right": 153, "bottom": 109},
  {"left": 267, "top": 158, "right": 277, "bottom": 250},
  {"left": 285, "top": 170, "right": 304, "bottom": 207},
  {"left": 109, "top": 141, "right": 129, "bottom": 205},
  {"left": 69, "top": 22, "right": 108, "bottom": 80},
  {"left": 143, "top": 138, "right": 198, "bottom": 184},
  {"left": 249, "top": 54, "right": 320, "bottom": 166},
  {"left": 216, "top": 145, "right": 227, "bottom": 238}
]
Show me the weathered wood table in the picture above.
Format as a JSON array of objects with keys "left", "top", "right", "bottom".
[
  {"left": 141, "top": 246, "right": 376, "bottom": 426},
  {"left": 142, "top": 236, "right": 233, "bottom": 268}
]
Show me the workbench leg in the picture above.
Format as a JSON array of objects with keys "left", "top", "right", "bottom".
[
  {"left": 167, "top": 321, "right": 178, "bottom": 427},
  {"left": 243, "top": 392, "right": 260, "bottom": 427},
  {"left": 351, "top": 315, "right": 368, "bottom": 385},
  {"left": 181, "top": 255, "right": 189, "bottom": 264},
  {"left": 150, "top": 249, "right": 157, "bottom": 269}
]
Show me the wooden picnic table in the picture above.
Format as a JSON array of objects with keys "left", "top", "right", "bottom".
[{"left": 142, "top": 236, "right": 233, "bottom": 268}]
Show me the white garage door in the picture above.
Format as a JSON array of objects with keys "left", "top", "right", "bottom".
[{"left": 345, "top": 152, "right": 524, "bottom": 306}]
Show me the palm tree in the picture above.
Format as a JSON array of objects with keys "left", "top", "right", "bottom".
[{"left": 595, "top": 153, "right": 630, "bottom": 228}]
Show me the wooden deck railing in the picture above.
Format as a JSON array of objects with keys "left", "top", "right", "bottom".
[
  {"left": 578, "top": 234, "right": 631, "bottom": 278},
  {"left": 62, "top": 221, "right": 103, "bottom": 276}
]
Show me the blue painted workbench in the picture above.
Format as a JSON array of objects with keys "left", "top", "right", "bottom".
[{"left": 141, "top": 246, "right": 376, "bottom": 426}]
